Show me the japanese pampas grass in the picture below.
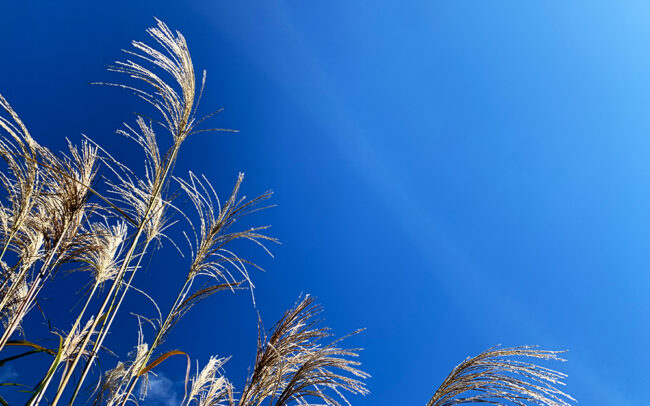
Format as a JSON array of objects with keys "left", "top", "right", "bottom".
[{"left": 0, "top": 20, "right": 574, "bottom": 406}]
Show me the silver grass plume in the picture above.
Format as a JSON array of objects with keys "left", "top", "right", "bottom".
[
  {"left": 238, "top": 296, "right": 369, "bottom": 406},
  {"left": 178, "top": 172, "right": 274, "bottom": 283},
  {"left": 100, "top": 17, "right": 198, "bottom": 142},
  {"left": 184, "top": 356, "right": 234, "bottom": 406},
  {"left": 162, "top": 172, "right": 276, "bottom": 339},
  {"left": 0, "top": 221, "right": 43, "bottom": 331},
  {"left": 59, "top": 318, "right": 98, "bottom": 363},
  {"left": 0, "top": 269, "right": 29, "bottom": 333},
  {"left": 426, "top": 346, "right": 575, "bottom": 406},
  {"left": 111, "top": 173, "right": 275, "bottom": 405},
  {"left": 0, "top": 93, "right": 39, "bottom": 152},
  {"left": 93, "top": 328, "right": 151, "bottom": 406},
  {"left": 92, "top": 362, "right": 129, "bottom": 406},
  {"left": 36, "top": 140, "right": 99, "bottom": 249},
  {"left": 107, "top": 117, "right": 170, "bottom": 245},
  {"left": 76, "top": 221, "right": 128, "bottom": 284},
  {"left": 56, "top": 18, "right": 204, "bottom": 405},
  {"left": 0, "top": 92, "right": 40, "bottom": 233},
  {"left": 0, "top": 132, "right": 99, "bottom": 353},
  {"left": 11, "top": 215, "right": 45, "bottom": 269},
  {"left": 0, "top": 93, "right": 42, "bottom": 314}
]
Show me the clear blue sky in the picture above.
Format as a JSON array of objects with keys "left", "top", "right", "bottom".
[{"left": 1, "top": 1, "right": 649, "bottom": 405}]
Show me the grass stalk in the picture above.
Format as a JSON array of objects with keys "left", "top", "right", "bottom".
[
  {"left": 65, "top": 239, "right": 152, "bottom": 405},
  {"left": 116, "top": 274, "right": 193, "bottom": 405},
  {"left": 28, "top": 281, "right": 100, "bottom": 406},
  {"left": 53, "top": 145, "right": 182, "bottom": 406}
]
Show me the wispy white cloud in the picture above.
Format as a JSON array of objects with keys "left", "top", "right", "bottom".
[
  {"left": 0, "top": 365, "right": 18, "bottom": 382},
  {"left": 140, "top": 373, "right": 181, "bottom": 406}
]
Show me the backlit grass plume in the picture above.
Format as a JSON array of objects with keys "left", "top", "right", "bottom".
[
  {"left": 427, "top": 346, "right": 575, "bottom": 406},
  {"left": 0, "top": 19, "right": 575, "bottom": 406},
  {"left": 183, "top": 356, "right": 234, "bottom": 406},
  {"left": 238, "top": 296, "right": 369, "bottom": 406}
]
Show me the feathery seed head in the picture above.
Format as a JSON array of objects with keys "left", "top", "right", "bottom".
[
  {"left": 79, "top": 221, "right": 128, "bottom": 284},
  {"left": 104, "top": 18, "right": 197, "bottom": 143},
  {"left": 60, "top": 317, "right": 97, "bottom": 363},
  {"left": 186, "top": 356, "right": 234, "bottom": 406},
  {"left": 239, "top": 296, "right": 369, "bottom": 406},
  {"left": 94, "top": 362, "right": 129, "bottom": 406},
  {"left": 179, "top": 172, "right": 276, "bottom": 286},
  {"left": 0, "top": 271, "right": 30, "bottom": 332},
  {"left": 427, "top": 346, "right": 575, "bottom": 406},
  {"left": 10, "top": 216, "right": 45, "bottom": 269}
]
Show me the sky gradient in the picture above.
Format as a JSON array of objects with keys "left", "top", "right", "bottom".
[{"left": 1, "top": 1, "right": 650, "bottom": 405}]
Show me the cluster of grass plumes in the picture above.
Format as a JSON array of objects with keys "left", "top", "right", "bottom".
[{"left": 0, "top": 19, "right": 574, "bottom": 406}]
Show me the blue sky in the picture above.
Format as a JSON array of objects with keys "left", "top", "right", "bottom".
[{"left": 1, "top": 1, "right": 650, "bottom": 405}]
